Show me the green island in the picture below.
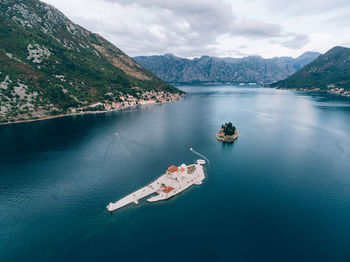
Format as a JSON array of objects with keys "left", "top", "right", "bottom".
[{"left": 216, "top": 122, "right": 238, "bottom": 143}]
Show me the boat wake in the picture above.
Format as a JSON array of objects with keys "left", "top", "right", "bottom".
[
  {"left": 119, "top": 134, "right": 155, "bottom": 151},
  {"left": 190, "top": 148, "right": 210, "bottom": 164},
  {"left": 103, "top": 131, "right": 128, "bottom": 158},
  {"left": 115, "top": 132, "right": 122, "bottom": 143}
]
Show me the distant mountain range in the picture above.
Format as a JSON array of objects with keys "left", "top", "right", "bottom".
[
  {"left": 0, "top": 0, "right": 179, "bottom": 123},
  {"left": 271, "top": 46, "right": 350, "bottom": 98},
  {"left": 134, "top": 52, "right": 320, "bottom": 85}
]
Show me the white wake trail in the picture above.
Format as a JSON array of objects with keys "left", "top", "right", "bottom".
[
  {"left": 115, "top": 132, "right": 122, "bottom": 143},
  {"left": 104, "top": 131, "right": 127, "bottom": 158},
  {"left": 189, "top": 148, "right": 210, "bottom": 164}
]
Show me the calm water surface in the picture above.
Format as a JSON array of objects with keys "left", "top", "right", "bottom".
[{"left": 1, "top": 86, "right": 350, "bottom": 261}]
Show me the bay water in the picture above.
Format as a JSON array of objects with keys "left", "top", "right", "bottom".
[{"left": 1, "top": 86, "right": 350, "bottom": 261}]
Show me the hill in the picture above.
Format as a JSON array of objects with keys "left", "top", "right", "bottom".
[
  {"left": 0, "top": 0, "right": 181, "bottom": 123},
  {"left": 133, "top": 52, "right": 320, "bottom": 85},
  {"left": 271, "top": 46, "right": 350, "bottom": 97}
]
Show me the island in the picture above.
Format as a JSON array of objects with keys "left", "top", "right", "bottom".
[
  {"left": 216, "top": 122, "right": 238, "bottom": 142},
  {"left": 107, "top": 159, "right": 206, "bottom": 212}
]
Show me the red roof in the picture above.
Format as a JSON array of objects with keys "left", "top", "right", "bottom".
[
  {"left": 162, "top": 186, "right": 174, "bottom": 193},
  {"left": 167, "top": 166, "right": 178, "bottom": 173}
]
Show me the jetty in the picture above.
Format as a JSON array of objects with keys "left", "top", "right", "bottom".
[{"left": 107, "top": 159, "right": 206, "bottom": 212}]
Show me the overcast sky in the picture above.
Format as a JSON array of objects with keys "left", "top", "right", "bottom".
[{"left": 42, "top": 0, "right": 350, "bottom": 58}]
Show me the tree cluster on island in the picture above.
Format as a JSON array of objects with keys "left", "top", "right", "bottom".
[{"left": 221, "top": 122, "right": 237, "bottom": 136}]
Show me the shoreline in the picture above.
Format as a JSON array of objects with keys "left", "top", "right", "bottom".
[
  {"left": 216, "top": 129, "right": 239, "bottom": 143},
  {"left": 0, "top": 98, "right": 182, "bottom": 126},
  {"left": 277, "top": 88, "right": 350, "bottom": 99}
]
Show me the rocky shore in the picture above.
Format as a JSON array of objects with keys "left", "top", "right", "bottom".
[
  {"left": 216, "top": 129, "right": 239, "bottom": 142},
  {"left": 0, "top": 91, "right": 184, "bottom": 125},
  {"left": 278, "top": 87, "right": 350, "bottom": 98}
]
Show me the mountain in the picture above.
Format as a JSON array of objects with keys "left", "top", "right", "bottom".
[
  {"left": 271, "top": 46, "right": 350, "bottom": 97},
  {"left": 133, "top": 52, "right": 320, "bottom": 85},
  {"left": 0, "top": 0, "right": 181, "bottom": 123}
]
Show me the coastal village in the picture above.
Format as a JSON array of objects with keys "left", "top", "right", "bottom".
[
  {"left": 71, "top": 91, "right": 183, "bottom": 114},
  {"left": 0, "top": 88, "right": 183, "bottom": 124},
  {"left": 278, "top": 86, "right": 350, "bottom": 98}
]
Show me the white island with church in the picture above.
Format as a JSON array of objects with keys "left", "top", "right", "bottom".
[{"left": 107, "top": 159, "right": 206, "bottom": 212}]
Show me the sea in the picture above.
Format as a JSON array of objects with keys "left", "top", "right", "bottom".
[{"left": 1, "top": 85, "right": 350, "bottom": 261}]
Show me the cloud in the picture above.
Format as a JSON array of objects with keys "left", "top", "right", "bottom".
[
  {"left": 252, "top": 0, "right": 350, "bottom": 16},
  {"left": 104, "top": 0, "right": 236, "bottom": 35},
  {"left": 72, "top": 0, "right": 295, "bottom": 56},
  {"left": 56, "top": 0, "right": 234, "bottom": 57},
  {"left": 41, "top": 0, "right": 349, "bottom": 58},
  {"left": 231, "top": 19, "right": 283, "bottom": 38},
  {"left": 280, "top": 34, "right": 310, "bottom": 49},
  {"left": 102, "top": 0, "right": 285, "bottom": 39}
]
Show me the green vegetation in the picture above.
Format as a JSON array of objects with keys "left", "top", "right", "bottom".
[
  {"left": 0, "top": 0, "right": 182, "bottom": 123},
  {"left": 221, "top": 122, "right": 236, "bottom": 136},
  {"left": 271, "top": 46, "right": 350, "bottom": 91}
]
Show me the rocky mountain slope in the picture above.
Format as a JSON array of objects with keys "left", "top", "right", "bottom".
[
  {"left": 0, "top": 0, "right": 180, "bottom": 123},
  {"left": 271, "top": 46, "right": 350, "bottom": 97},
  {"left": 134, "top": 52, "right": 320, "bottom": 85}
]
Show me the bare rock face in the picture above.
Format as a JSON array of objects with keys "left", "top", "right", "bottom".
[
  {"left": 0, "top": 0, "right": 180, "bottom": 123},
  {"left": 27, "top": 44, "right": 51, "bottom": 63},
  {"left": 134, "top": 52, "right": 320, "bottom": 85}
]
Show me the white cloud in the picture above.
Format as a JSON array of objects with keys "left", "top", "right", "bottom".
[
  {"left": 230, "top": 19, "right": 282, "bottom": 38},
  {"left": 279, "top": 34, "right": 310, "bottom": 49},
  {"left": 41, "top": 0, "right": 350, "bottom": 58}
]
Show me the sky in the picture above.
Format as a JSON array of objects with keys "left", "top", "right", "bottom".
[{"left": 42, "top": 0, "right": 350, "bottom": 58}]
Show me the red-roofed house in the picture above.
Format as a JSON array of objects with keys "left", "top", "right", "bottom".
[
  {"left": 162, "top": 186, "right": 174, "bottom": 193},
  {"left": 167, "top": 165, "right": 178, "bottom": 174}
]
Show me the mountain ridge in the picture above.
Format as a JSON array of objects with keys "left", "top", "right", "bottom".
[
  {"left": 0, "top": 0, "right": 181, "bottom": 123},
  {"left": 134, "top": 52, "right": 320, "bottom": 85},
  {"left": 271, "top": 46, "right": 350, "bottom": 97}
]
